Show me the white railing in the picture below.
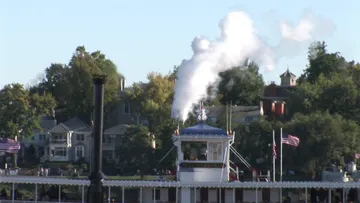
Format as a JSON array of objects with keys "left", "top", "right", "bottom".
[
  {"left": 0, "top": 201, "right": 80, "bottom": 203},
  {"left": 229, "top": 160, "right": 239, "bottom": 180}
]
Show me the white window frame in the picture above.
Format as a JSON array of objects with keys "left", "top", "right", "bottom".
[
  {"left": 54, "top": 147, "right": 67, "bottom": 157},
  {"left": 207, "top": 142, "right": 223, "bottom": 161},
  {"left": 76, "top": 146, "right": 84, "bottom": 157}
]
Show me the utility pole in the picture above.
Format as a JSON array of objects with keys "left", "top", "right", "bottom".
[{"left": 88, "top": 74, "right": 107, "bottom": 203}]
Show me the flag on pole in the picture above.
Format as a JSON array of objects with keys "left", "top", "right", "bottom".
[
  {"left": 273, "top": 141, "right": 277, "bottom": 158},
  {"left": 355, "top": 153, "right": 360, "bottom": 159},
  {"left": 282, "top": 133, "right": 300, "bottom": 147}
]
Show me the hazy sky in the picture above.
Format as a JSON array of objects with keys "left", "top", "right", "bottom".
[{"left": 1, "top": 0, "right": 359, "bottom": 88}]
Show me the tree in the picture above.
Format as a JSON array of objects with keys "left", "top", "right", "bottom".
[
  {"left": 288, "top": 73, "right": 359, "bottom": 120},
  {"left": 126, "top": 72, "right": 175, "bottom": 132},
  {"left": 218, "top": 61, "right": 264, "bottom": 106},
  {"left": 115, "top": 125, "right": 153, "bottom": 175},
  {"left": 299, "top": 41, "right": 350, "bottom": 84},
  {"left": 283, "top": 112, "right": 360, "bottom": 176},
  {"left": 0, "top": 83, "right": 56, "bottom": 167},
  {"left": 232, "top": 120, "right": 276, "bottom": 170},
  {"left": 31, "top": 46, "right": 123, "bottom": 123},
  {"left": 30, "top": 63, "right": 70, "bottom": 110}
]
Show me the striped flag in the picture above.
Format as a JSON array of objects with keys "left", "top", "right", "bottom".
[
  {"left": 282, "top": 133, "right": 300, "bottom": 147},
  {"left": 273, "top": 142, "right": 277, "bottom": 158}
]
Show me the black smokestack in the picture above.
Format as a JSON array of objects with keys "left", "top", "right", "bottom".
[{"left": 88, "top": 74, "right": 107, "bottom": 203}]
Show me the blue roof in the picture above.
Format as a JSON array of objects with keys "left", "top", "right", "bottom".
[{"left": 180, "top": 122, "right": 228, "bottom": 136}]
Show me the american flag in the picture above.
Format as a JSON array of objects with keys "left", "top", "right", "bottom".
[
  {"left": 273, "top": 142, "right": 277, "bottom": 158},
  {"left": 282, "top": 134, "right": 300, "bottom": 147}
]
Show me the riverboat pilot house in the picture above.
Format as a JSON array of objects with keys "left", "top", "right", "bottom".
[{"left": 170, "top": 104, "right": 241, "bottom": 203}]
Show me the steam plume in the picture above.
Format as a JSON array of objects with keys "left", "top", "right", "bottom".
[{"left": 172, "top": 11, "right": 333, "bottom": 121}]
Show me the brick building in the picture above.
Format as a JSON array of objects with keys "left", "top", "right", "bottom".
[{"left": 262, "top": 68, "right": 297, "bottom": 116}]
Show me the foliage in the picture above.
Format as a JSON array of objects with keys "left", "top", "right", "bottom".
[
  {"left": 126, "top": 72, "right": 175, "bottom": 132},
  {"left": 0, "top": 83, "right": 56, "bottom": 139},
  {"left": 0, "top": 83, "right": 56, "bottom": 167},
  {"left": 283, "top": 112, "right": 360, "bottom": 174},
  {"left": 7, "top": 40, "right": 360, "bottom": 177},
  {"left": 218, "top": 61, "right": 264, "bottom": 106},
  {"left": 288, "top": 73, "right": 359, "bottom": 120},
  {"left": 31, "top": 46, "right": 123, "bottom": 123},
  {"left": 115, "top": 125, "right": 154, "bottom": 173}
]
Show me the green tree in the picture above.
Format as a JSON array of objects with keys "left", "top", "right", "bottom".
[
  {"left": 126, "top": 72, "right": 175, "bottom": 132},
  {"left": 115, "top": 125, "right": 153, "bottom": 175},
  {"left": 218, "top": 61, "right": 264, "bottom": 105},
  {"left": 0, "top": 83, "right": 56, "bottom": 167},
  {"left": 283, "top": 112, "right": 360, "bottom": 176},
  {"left": 232, "top": 120, "right": 275, "bottom": 170},
  {"left": 288, "top": 73, "right": 359, "bottom": 120},
  {"left": 299, "top": 41, "right": 350, "bottom": 84},
  {"left": 31, "top": 46, "right": 123, "bottom": 122}
]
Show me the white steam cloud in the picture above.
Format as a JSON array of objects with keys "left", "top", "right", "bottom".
[{"left": 172, "top": 11, "right": 334, "bottom": 121}]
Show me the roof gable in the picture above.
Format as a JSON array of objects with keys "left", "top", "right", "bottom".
[
  {"left": 104, "top": 124, "right": 130, "bottom": 135},
  {"left": 48, "top": 123, "right": 71, "bottom": 133},
  {"left": 280, "top": 69, "right": 296, "bottom": 78},
  {"left": 63, "top": 117, "right": 92, "bottom": 132}
]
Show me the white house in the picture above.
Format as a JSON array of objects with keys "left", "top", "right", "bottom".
[
  {"left": 22, "top": 115, "right": 57, "bottom": 158},
  {"left": 40, "top": 117, "right": 92, "bottom": 163}
]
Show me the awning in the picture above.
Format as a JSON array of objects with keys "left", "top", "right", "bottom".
[{"left": 0, "top": 138, "right": 21, "bottom": 153}]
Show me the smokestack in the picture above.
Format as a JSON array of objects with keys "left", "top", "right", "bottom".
[
  {"left": 120, "top": 78, "right": 124, "bottom": 91},
  {"left": 88, "top": 74, "right": 107, "bottom": 203}
]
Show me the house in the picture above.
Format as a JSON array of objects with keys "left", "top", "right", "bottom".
[
  {"left": 40, "top": 117, "right": 92, "bottom": 163},
  {"left": 103, "top": 124, "right": 130, "bottom": 162},
  {"left": 262, "top": 68, "right": 297, "bottom": 116},
  {"left": 22, "top": 115, "right": 57, "bottom": 158},
  {"left": 103, "top": 123, "right": 156, "bottom": 163},
  {"left": 205, "top": 102, "right": 264, "bottom": 124},
  {"left": 105, "top": 80, "right": 149, "bottom": 128}
]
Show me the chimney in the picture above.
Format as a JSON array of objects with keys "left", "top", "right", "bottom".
[{"left": 120, "top": 79, "right": 123, "bottom": 91}]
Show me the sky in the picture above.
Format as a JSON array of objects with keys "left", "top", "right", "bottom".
[{"left": 1, "top": 0, "right": 359, "bottom": 88}]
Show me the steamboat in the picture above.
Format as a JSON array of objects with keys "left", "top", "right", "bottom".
[{"left": 1, "top": 104, "right": 360, "bottom": 203}]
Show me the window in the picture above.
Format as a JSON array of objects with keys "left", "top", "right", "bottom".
[
  {"left": 103, "top": 135, "right": 114, "bottom": 143},
  {"left": 38, "top": 134, "right": 46, "bottom": 140},
  {"left": 208, "top": 142, "right": 223, "bottom": 161},
  {"left": 124, "top": 101, "right": 131, "bottom": 114},
  {"left": 76, "top": 134, "right": 84, "bottom": 141},
  {"left": 53, "top": 147, "right": 67, "bottom": 157},
  {"left": 181, "top": 142, "right": 207, "bottom": 161},
  {"left": 76, "top": 146, "right": 84, "bottom": 157},
  {"left": 152, "top": 188, "right": 160, "bottom": 200},
  {"left": 53, "top": 133, "right": 66, "bottom": 140}
]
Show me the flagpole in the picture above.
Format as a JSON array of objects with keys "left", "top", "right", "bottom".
[
  {"left": 280, "top": 127, "right": 283, "bottom": 201},
  {"left": 272, "top": 130, "right": 276, "bottom": 182},
  {"left": 355, "top": 151, "right": 357, "bottom": 164},
  {"left": 280, "top": 127, "right": 283, "bottom": 182}
]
